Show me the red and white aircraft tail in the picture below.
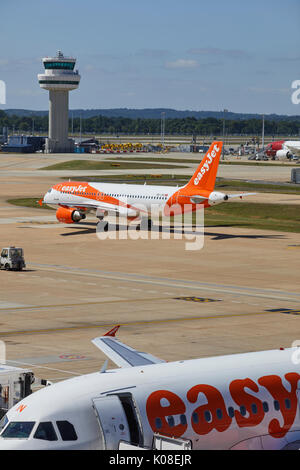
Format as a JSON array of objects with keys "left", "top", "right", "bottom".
[{"left": 265, "top": 140, "right": 300, "bottom": 160}]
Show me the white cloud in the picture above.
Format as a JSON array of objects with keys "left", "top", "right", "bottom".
[{"left": 165, "top": 59, "right": 198, "bottom": 69}]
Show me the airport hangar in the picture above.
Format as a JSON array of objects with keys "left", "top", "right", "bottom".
[{"left": 0, "top": 151, "right": 299, "bottom": 384}]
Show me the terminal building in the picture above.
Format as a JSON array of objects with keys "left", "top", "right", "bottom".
[
  {"left": 1, "top": 135, "right": 45, "bottom": 153},
  {"left": 38, "top": 51, "right": 81, "bottom": 153}
]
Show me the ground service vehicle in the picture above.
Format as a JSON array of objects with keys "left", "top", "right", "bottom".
[
  {"left": 0, "top": 365, "right": 35, "bottom": 420},
  {"left": 0, "top": 247, "right": 26, "bottom": 271}
]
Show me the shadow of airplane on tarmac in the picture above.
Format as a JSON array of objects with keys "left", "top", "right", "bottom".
[{"left": 60, "top": 221, "right": 286, "bottom": 241}]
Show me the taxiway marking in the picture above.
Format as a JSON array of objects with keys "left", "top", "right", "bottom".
[
  {"left": 26, "top": 263, "right": 300, "bottom": 303},
  {"left": 0, "top": 310, "right": 289, "bottom": 337}
]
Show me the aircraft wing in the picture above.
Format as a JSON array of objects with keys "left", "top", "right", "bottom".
[
  {"left": 92, "top": 326, "right": 166, "bottom": 368},
  {"left": 286, "top": 144, "right": 300, "bottom": 157},
  {"left": 55, "top": 200, "right": 148, "bottom": 216},
  {"left": 227, "top": 192, "right": 257, "bottom": 199},
  {"left": 55, "top": 201, "right": 120, "bottom": 212}
]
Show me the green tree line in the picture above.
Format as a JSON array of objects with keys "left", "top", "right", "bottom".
[{"left": 0, "top": 110, "right": 299, "bottom": 136}]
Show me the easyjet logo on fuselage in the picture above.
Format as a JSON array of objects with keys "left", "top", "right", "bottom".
[
  {"left": 146, "top": 372, "right": 300, "bottom": 440},
  {"left": 194, "top": 144, "right": 220, "bottom": 186},
  {"left": 61, "top": 185, "right": 88, "bottom": 193}
]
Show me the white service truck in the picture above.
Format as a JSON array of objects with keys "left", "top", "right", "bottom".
[
  {"left": 0, "top": 365, "right": 34, "bottom": 419},
  {"left": 0, "top": 364, "right": 50, "bottom": 422},
  {"left": 0, "top": 247, "right": 26, "bottom": 271}
]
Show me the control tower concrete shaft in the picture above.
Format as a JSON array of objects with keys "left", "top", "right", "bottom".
[{"left": 38, "top": 51, "right": 81, "bottom": 153}]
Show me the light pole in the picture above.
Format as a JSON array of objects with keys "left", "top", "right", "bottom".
[
  {"left": 262, "top": 114, "right": 265, "bottom": 150},
  {"left": 161, "top": 112, "right": 165, "bottom": 151},
  {"left": 80, "top": 112, "right": 82, "bottom": 143},
  {"left": 222, "top": 109, "right": 228, "bottom": 160}
]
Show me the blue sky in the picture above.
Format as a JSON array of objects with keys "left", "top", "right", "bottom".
[{"left": 0, "top": 0, "right": 299, "bottom": 114}]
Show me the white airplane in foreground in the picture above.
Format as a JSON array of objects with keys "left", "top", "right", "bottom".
[
  {"left": 41, "top": 141, "right": 255, "bottom": 226},
  {"left": 1, "top": 325, "right": 300, "bottom": 450}
]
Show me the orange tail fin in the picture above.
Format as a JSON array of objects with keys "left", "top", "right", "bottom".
[{"left": 184, "top": 141, "right": 223, "bottom": 192}]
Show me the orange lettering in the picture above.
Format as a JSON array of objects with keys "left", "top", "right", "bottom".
[
  {"left": 146, "top": 390, "right": 187, "bottom": 437},
  {"left": 229, "top": 378, "right": 264, "bottom": 428},
  {"left": 187, "top": 384, "right": 231, "bottom": 435},
  {"left": 258, "top": 373, "right": 300, "bottom": 438},
  {"left": 16, "top": 404, "right": 27, "bottom": 413}
]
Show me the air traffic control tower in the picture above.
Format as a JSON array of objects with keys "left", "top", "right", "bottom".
[{"left": 38, "top": 51, "right": 80, "bottom": 153}]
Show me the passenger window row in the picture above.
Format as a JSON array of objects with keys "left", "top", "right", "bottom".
[
  {"left": 108, "top": 194, "right": 166, "bottom": 200},
  {"left": 61, "top": 190, "right": 168, "bottom": 200},
  {"left": 154, "top": 399, "right": 292, "bottom": 429}
]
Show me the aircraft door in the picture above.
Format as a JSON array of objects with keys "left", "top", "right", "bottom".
[
  {"left": 53, "top": 189, "right": 60, "bottom": 203},
  {"left": 92, "top": 396, "right": 131, "bottom": 450}
]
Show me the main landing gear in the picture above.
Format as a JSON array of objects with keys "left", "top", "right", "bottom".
[
  {"left": 136, "top": 218, "right": 153, "bottom": 231},
  {"left": 96, "top": 219, "right": 109, "bottom": 232}
]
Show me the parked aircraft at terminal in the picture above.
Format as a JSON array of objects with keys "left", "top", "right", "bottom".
[
  {"left": 1, "top": 326, "right": 300, "bottom": 450},
  {"left": 41, "top": 141, "right": 255, "bottom": 226}
]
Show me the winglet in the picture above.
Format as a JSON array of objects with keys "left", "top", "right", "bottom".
[
  {"left": 104, "top": 325, "right": 120, "bottom": 337},
  {"left": 38, "top": 199, "right": 43, "bottom": 207}
]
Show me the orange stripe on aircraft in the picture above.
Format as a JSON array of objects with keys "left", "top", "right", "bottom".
[{"left": 54, "top": 182, "right": 148, "bottom": 214}]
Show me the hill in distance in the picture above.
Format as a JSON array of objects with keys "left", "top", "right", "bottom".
[{"left": 4, "top": 108, "right": 300, "bottom": 121}]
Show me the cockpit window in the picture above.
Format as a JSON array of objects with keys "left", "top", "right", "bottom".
[
  {"left": 1, "top": 421, "right": 35, "bottom": 439},
  {"left": 34, "top": 422, "right": 57, "bottom": 441},
  {"left": 56, "top": 420, "right": 77, "bottom": 441}
]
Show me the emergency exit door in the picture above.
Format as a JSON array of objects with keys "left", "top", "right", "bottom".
[{"left": 92, "top": 396, "right": 131, "bottom": 450}]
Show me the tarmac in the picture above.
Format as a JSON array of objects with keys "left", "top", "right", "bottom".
[{"left": 0, "top": 151, "right": 299, "bottom": 384}]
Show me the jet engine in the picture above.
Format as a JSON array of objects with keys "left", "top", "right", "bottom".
[
  {"left": 56, "top": 207, "right": 86, "bottom": 224},
  {"left": 276, "top": 149, "right": 290, "bottom": 160}
]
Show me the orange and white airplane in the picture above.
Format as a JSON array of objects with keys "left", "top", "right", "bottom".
[
  {"left": 1, "top": 325, "right": 300, "bottom": 450},
  {"left": 41, "top": 141, "right": 255, "bottom": 226}
]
